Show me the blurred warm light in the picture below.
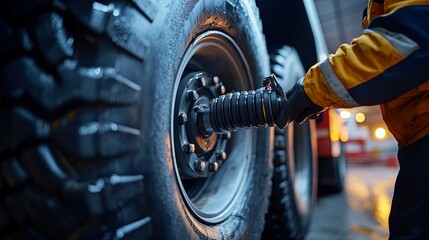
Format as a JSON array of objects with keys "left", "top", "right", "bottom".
[
  {"left": 375, "top": 127, "right": 386, "bottom": 139},
  {"left": 330, "top": 131, "right": 340, "bottom": 142},
  {"left": 340, "top": 110, "right": 351, "bottom": 119},
  {"left": 374, "top": 190, "right": 392, "bottom": 231},
  {"left": 329, "top": 109, "right": 341, "bottom": 142},
  {"left": 340, "top": 129, "right": 349, "bottom": 142},
  {"left": 355, "top": 112, "right": 365, "bottom": 123}
]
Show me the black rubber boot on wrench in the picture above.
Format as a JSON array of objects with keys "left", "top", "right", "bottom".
[{"left": 197, "top": 74, "right": 286, "bottom": 136}]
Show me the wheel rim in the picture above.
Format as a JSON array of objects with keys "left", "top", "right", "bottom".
[{"left": 171, "top": 31, "right": 256, "bottom": 223}]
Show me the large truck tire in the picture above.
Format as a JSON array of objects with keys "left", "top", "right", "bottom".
[
  {"left": 318, "top": 143, "right": 347, "bottom": 194},
  {"left": 263, "top": 46, "right": 318, "bottom": 239},
  {"left": 0, "top": 0, "right": 272, "bottom": 239}
]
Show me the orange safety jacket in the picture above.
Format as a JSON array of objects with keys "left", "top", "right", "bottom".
[{"left": 303, "top": 0, "right": 429, "bottom": 148}]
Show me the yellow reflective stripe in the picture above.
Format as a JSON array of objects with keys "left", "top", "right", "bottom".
[
  {"left": 364, "top": 28, "right": 419, "bottom": 57},
  {"left": 319, "top": 59, "right": 360, "bottom": 107},
  {"left": 330, "top": 31, "right": 405, "bottom": 89},
  {"left": 303, "top": 63, "right": 352, "bottom": 108},
  {"left": 384, "top": 0, "right": 429, "bottom": 14}
]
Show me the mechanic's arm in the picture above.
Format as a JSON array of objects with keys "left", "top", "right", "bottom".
[
  {"left": 275, "top": 4, "right": 429, "bottom": 128},
  {"left": 305, "top": 5, "right": 429, "bottom": 108}
]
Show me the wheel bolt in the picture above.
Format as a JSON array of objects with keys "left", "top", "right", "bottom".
[
  {"left": 178, "top": 112, "right": 188, "bottom": 125},
  {"left": 209, "top": 162, "right": 219, "bottom": 172},
  {"left": 198, "top": 77, "right": 206, "bottom": 87},
  {"left": 194, "top": 160, "right": 206, "bottom": 172},
  {"left": 187, "top": 90, "right": 199, "bottom": 101},
  {"left": 218, "top": 84, "right": 226, "bottom": 95},
  {"left": 217, "top": 151, "right": 227, "bottom": 161},
  {"left": 213, "top": 76, "right": 219, "bottom": 85},
  {"left": 183, "top": 143, "right": 195, "bottom": 154}
]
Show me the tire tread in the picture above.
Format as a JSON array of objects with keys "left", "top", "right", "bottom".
[
  {"left": 263, "top": 46, "right": 311, "bottom": 240},
  {"left": 0, "top": 0, "right": 153, "bottom": 238}
]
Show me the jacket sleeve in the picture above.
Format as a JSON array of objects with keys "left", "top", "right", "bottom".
[{"left": 303, "top": 4, "right": 429, "bottom": 108}]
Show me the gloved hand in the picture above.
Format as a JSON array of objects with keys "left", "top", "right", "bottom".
[{"left": 275, "top": 79, "right": 326, "bottom": 129}]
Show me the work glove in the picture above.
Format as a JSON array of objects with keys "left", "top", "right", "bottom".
[{"left": 275, "top": 79, "right": 326, "bottom": 129}]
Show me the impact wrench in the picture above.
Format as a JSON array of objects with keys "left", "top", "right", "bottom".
[{"left": 196, "top": 74, "right": 286, "bottom": 136}]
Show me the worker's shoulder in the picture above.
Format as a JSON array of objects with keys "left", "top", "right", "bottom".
[{"left": 384, "top": 0, "right": 429, "bottom": 15}]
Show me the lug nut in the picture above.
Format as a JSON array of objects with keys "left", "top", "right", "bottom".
[
  {"left": 187, "top": 90, "right": 199, "bottom": 101},
  {"left": 178, "top": 112, "right": 188, "bottom": 125},
  {"left": 213, "top": 76, "right": 219, "bottom": 85},
  {"left": 209, "top": 162, "right": 219, "bottom": 172},
  {"left": 198, "top": 77, "right": 206, "bottom": 87},
  {"left": 217, "top": 151, "right": 227, "bottom": 161},
  {"left": 183, "top": 143, "right": 195, "bottom": 154},
  {"left": 194, "top": 160, "right": 206, "bottom": 172},
  {"left": 218, "top": 84, "right": 226, "bottom": 95}
]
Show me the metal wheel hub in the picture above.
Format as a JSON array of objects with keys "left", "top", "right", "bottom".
[
  {"left": 175, "top": 72, "right": 230, "bottom": 179},
  {"left": 171, "top": 30, "right": 254, "bottom": 224}
]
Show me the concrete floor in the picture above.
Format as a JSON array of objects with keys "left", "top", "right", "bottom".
[{"left": 307, "top": 163, "right": 399, "bottom": 240}]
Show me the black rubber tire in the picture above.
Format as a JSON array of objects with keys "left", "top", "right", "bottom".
[
  {"left": 263, "top": 46, "right": 318, "bottom": 240},
  {"left": 318, "top": 142, "right": 347, "bottom": 194},
  {"left": 0, "top": 0, "right": 272, "bottom": 239}
]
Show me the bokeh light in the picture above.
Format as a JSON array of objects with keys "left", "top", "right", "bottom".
[
  {"left": 375, "top": 127, "right": 386, "bottom": 139},
  {"left": 340, "top": 110, "right": 351, "bottom": 119},
  {"left": 355, "top": 112, "right": 365, "bottom": 123}
]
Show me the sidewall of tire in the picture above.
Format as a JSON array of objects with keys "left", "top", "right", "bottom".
[{"left": 137, "top": 0, "right": 272, "bottom": 238}]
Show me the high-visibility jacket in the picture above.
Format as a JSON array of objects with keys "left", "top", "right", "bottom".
[{"left": 303, "top": 0, "right": 429, "bottom": 148}]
